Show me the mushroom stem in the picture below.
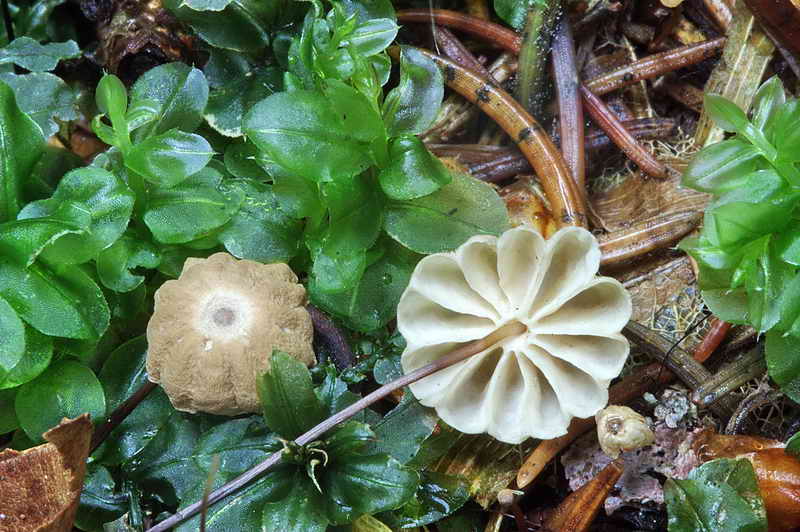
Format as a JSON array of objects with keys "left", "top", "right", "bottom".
[{"left": 146, "top": 321, "right": 527, "bottom": 532}]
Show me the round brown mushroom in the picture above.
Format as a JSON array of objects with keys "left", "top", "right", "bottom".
[{"left": 146, "top": 252, "right": 315, "bottom": 415}]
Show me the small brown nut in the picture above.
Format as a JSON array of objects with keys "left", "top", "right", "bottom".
[
  {"left": 146, "top": 252, "right": 315, "bottom": 415},
  {"left": 596, "top": 405, "right": 655, "bottom": 458}
]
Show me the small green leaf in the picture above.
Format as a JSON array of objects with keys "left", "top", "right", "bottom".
[
  {"left": 258, "top": 351, "right": 327, "bottom": 439},
  {"left": 365, "top": 393, "right": 437, "bottom": 464},
  {"left": 182, "top": 0, "right": 232, "bottom": 10},
  {"left": 384, "top": 171, "right": 509, "bottom": 254},
  {"left": 143, "top": 164, "right": 242, "bottom": 243},
  {"left": 325, "top": 421, "right": 376, "bottom": 457},
  {"left": 96, "top": 234, "right": 160, "bottom": 292},
  {"left": 75, "top": 464, "right": 128, "bottom": 530},
  {"left": 15, "top": 360, "right": 106, "bottom": 442},
  {"left": 382, "top": 472, "right": 470, "bottom": 528},
  {"left": 244, "top": 87, "right": 380, "bottom": 182},
  {"left": 163, "top": 0, "right": 270, "bottom": 52},
  {"left": 751, "top": 76, "right": 785, "bottom": 130},
  {"left": 0, "top": 37, "right": 80, "bottom": 72},
  {"left": 347, "top": 18, "right": 398, "bottom": 56},
  {"left": 218, "top": 179, "right": 302, "bottom": 263},
  {"left": 0, "top": 326, "right": 52, "bottom": 390},
  {"left": 205, "top": 67, "right": 282, "bottom": 137},
  {"left": 125, "top": 129, "right": 214, "bottom": 187},
  {"left": 0, "top": 80, "right": 45, "bottom": 222},
  {"left": 766, "top": 329, "right": 800, "bottom": 404},
  {"left": 0, "top": 296, "right": 24, "bottom": 378},
  {"left": 0, "top": 72, "right": 79, "bottom": 137},
  {"left": 383, "top": 46, "right": 444, "bottom": 137},
  {"left": 96, "top": 74, "right": 128, "bottom": 125},
  {"left": 0, "top": 215, "right": 84, "bottom": 268},
  {"left": 129, "top": 63, "right": 209, "bottom": 138},
  {"left": 323, "top": 454, "right": 419, "bottom": 525},
  {"left": 664, "top": 458, "right": 767, "bottom": 532},
  {"left": 0, "top": 388, "right": 17, "bottom": 434},
  {"left": 379, "top": 135, "right": 451, "bottom": 200},
  {"left": 493, "top": 0, "right": 539, "bottom": 29},
  {"left": 682, "top": 139, "right": 763, "bottom": 193},
  {"left": 786, "top": 430, "right": 800, "bottom": 459}
]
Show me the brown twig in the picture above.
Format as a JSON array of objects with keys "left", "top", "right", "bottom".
[
  {"left": 397, "top": 9, "right": 521, "bottom": 52},
  {"left": 580, "top": 86, "right": 669, "bottom": 179},
  {"left": 90, "top": 380, "right": 158, "bottom": 455},
  {"left": 692, "top": 346, "right": 766, "bottom": 408},
  {"left": 598, "top": 210, "right": 703, "bottom": 267},
  {"left": 584, "top": 38, "right": 726, "bottom": 96},
  {"left": 692, "top": 318, "right": 732, "bottom": 362},
  {"left": 147, "top": 321, "right": 527, "bottom": 532},
  {"left": 391, "top": 47, "right": 586, "bottom": 227},
  {"left": 433, "top": 26, "right": 493, "bottom": 80},
  {"left": 551, "top": 14, "right": 586, "bottom": 189},
  {"left": 703, "top": 0, "right": 733, "bottom": 31},
  {"left": 586, "top": 117, "right": 679, "bottom": 151}
]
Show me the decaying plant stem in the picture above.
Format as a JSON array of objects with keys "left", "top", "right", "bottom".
[
  {"left": 692, "top": 346, "right": 766, "bottom": 408},
  {"left": 543, "top": 459, "right": 624, "bottom": 531},
  {"left": 147, "top": 321, "right": 527, "bottom": 532},
  {"left": 598, "top": 210, "right": 702, "bottom": 267},
  {"left": 90, "top": 380, "right": 158, "bottom": 454},
  {"left": 391, "top": 47, "right": 587, "bottom": 227},
  {"left": 552, "top": 14, "right": 586, "bottom": 189},
  {"left": 692, "top": 318, "right": 731, "bottom": 362},
  {"left": 580, "top": 86, "right": 669, "bottom": 179},
  {"left": 397, "top": 9, "right": 521, "bottom": 51},
  {"left": 516, "top": 1, "right": 559, "bottom": 116},
  {"left": 584, "top": 38, "right": 726, "bottom": 96},
  {"left": 433, "top": 26, "right": 493, "bottom": 80}
]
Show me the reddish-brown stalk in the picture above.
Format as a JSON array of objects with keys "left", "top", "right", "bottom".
[
  {"left": 433, "top": 26, "right": 493, "bottom": 80},
  {"left": 692, "top": 318, "right": 732, "bottom": 362}
]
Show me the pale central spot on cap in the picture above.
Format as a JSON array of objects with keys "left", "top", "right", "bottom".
[
  {"left": 198, "top": 290, "right": 253, "bottom": 340},
  {"left": 213, "top": 307, "right": 236, "bottom": 327}
]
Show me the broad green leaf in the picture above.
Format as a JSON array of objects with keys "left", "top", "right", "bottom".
[
  {"left": 0, "top": 326, "right": 52, "bottom": 390},
  {"left": 701, "top": 289, "right": 749, "bottom": 325},
  {"left": 682, "top": 139, "right": 762, "bottom": 193},
  {"left": 94, "top": 337, "right": 173, "bottom": 465},
  {"left": 383, "top": 46, "right": 443, "bottom": 137},
  {"left": 262, "top": 470, "right": 328, "bottom": 532},
  {"left": 191, "top": 417, "right": 274, "bottom": 478},
  {"left": 0, "top": 37, "right": 79, "bottom": 72},
  {"left": 96, "top": 74, "right": 128, "bottom": 126},
  {"left": 0, "top": 295, "right": 24, "bottom": 378},
  {"left": 244, "top": 88, "right": 377, "bottom": 182},
  {"left": 223, "top": 140, "right": 271, "bottom": 180},
  {"left": 24, "top": 145, "right": 82, "bottom": 201},
  {"left": 365, "top": 393, "right": 437, "bottom": 464},
  {"left": 272, "top": 173, "right": 322, "bottom": 220},
  {"left": 163, "top": 0, "right": 270, "bottom": 52},
  {"left": 352, "top": 515, "right": 393, "bottom": 532},
  {"left": 664, "top": 458, "right": 767, "bottom": 532},
  {"left": 379, "top": 135, "right": 451, "bottom": 200},
  {"left": 767, "top": 100, "right": 800, "bottom": 159},
  {"left": 381, "top": 472, "right": 470, "bottom": 528},
  {"left": 776, "top": 220, "right": 800, "bottom": 265},
  {"left": 96, "top": 234, "right": 160, "bottom": 292},
  {"left": 205, "top": 67, "right": 282, "bottom": 137},
  {"left": 766, "top": 330, "right": 800, "bottom": 403},
  {"left": 705, "top": 94, "right": 751, "bottom": 133},
  {"left": 182, "top": 0, "right": 232, "bottom": 10},
  {"left": 323, "top": 453, "right": 419, "bottom": 525},
  {"left": 20, "top": 167, "right": 135, "bottom": 264},
  {"left": 0, "top": 261, "right": 109, "bottom": 340},
  {"left": 751, "top": 76, "right": 785, "bottom": 130},
  {"left": 125, "top": 129, "right": 214, "bottom": 187},
  {"left": 143, "top": 164, "right": 242, "bottom": 243},
  {"left": 0, "top": 80, "right": 45, "bottom": 222},
  {"left": 257, "top": 350, "right": 327, "bottom": 439},
  {"left": 339, "top": 0, "right": 395, "bottom": 22},
  {"left": 75, "top": 464, "right": 128, "bottom": 531},
  {"left": 125, "top": 98, "right": 160, "bottom": 132},
  {"left": 15, "top": 360, "right": 106, "bottom": 442},
  {"left": 130, "top": 63, "right": 209, "bottom": 138},
  {"left": 218, "top": 179, "right": 302, "bottom": 263},
  {"left": 384, "top": 171, "right": 509, "bottom": 254},
  {"left": 325, "top": 421, "right": 375, "bottom": 458},
  {"left": 311, "top": 239, "right": 417, "bottom": 331},
  {"left": 0, "top": 72, "right": 79, "bottom": 137},
  {"left": 0, "top": 388, "right": 17, "bottom": 434},
  {"left": 0, "top": 215, "right": 84, "bottom": 267}
]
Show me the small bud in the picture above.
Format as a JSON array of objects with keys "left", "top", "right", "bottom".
[{"left": 596, "top": 405, "right": 655, "bottom": 459}]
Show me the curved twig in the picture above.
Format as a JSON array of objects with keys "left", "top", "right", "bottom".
[
  {"left": 598, "top": 210, "right": 702, "bottom": 266},
  {"left": 391, "top": 47, "right": 586, "bottom": 227}
]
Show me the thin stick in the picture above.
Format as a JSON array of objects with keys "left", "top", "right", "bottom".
[
  {"left": 551, "top": 14, "right": 586, "bottom": 189},
  {"left": 433, "top": 26, "right": 493, "bottom": 80},
  {"left": 585, "top": 38, "right": 726, "bottom": 96},
  {"left": 391, "top": 47, "right": 586, "bottom": 227},
  {"left": 147, "top": 321, "right": 527, "bottom": 532},
  {"left": 580, "top": 86, "right": 668, "bottom": 179},
  {"left": 199, "top": 454, "right": 220, "bottom": 532},
  {"left": 397, "top": 9, "right": 521, "bottom": 52},
  {"left": 90, "top": 380, "right": 158, "bottom": 454}
]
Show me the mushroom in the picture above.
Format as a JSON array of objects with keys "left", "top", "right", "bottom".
[
  {"left": 398, "top": 226, "right": 632, "bottom": 444},
  {"left": 596, "top": 405, "right": 655, "bottom": 458},
  {"left": 146, "top": 252, "right": 315, "bottom": 415}
]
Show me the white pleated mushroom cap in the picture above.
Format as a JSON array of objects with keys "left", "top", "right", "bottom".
[{"left": 398, "top": 225, "right": 632, "bottom": 444}]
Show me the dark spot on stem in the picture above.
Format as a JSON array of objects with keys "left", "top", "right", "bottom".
[
  {"left": 475, "top": 85, "right": 492, "bottom": 103},
  {"left": 623, "top": 72, "right": 635, "bottom": 82},
  {"left": 444, "top": 65, "right": 456, "bottom": 82},
  {"left": 518, "top": 127, "right": 533, "bottom": 141}
]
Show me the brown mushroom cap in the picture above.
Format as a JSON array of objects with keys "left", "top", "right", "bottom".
[{"left": 146, "top": 252, "right": 315, "bottom": 415}]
